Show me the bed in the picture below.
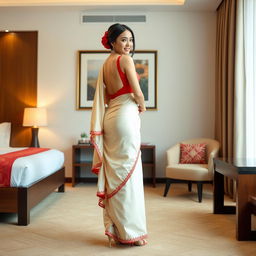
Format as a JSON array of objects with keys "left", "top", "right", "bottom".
[{"left": 0, "top": 122, "right": 65, "bottom": 225}]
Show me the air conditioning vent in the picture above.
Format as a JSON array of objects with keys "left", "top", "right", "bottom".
[{"left": 81, "top": 14, "right": 146, "bottom": 23}]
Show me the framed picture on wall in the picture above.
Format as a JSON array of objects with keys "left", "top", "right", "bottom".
[{"left": 77, "top": 50, "right": 157, "bottom": 110}]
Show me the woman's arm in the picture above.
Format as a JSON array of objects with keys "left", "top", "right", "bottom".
[{"left": 121, "top": 55, "right": 146, "bottom": 113}]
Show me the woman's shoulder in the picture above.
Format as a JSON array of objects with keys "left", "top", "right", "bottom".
[
  {"left": 120, "top": 54, "right": 134, "bottom": 68},
  {"left": 120, "top": 54, "right": 133, "bottom": 61}
]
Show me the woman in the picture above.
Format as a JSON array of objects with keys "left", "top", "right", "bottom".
[{"left": 90, "top": 23, "right": 147, "bottom": 247}]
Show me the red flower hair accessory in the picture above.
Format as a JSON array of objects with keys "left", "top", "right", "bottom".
[{"left": 101, "top": 31, "right": 111, "bottom": 49}]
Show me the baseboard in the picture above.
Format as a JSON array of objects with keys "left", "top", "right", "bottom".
[
  {"left": 65, "top": 177, "right": 167, "bottom": 184},
  {"left": 65, "top": 177, "right": 98, "bottom": 183},
  {"left": 65, "top": 177, "right": 212, "bottom": 185}
]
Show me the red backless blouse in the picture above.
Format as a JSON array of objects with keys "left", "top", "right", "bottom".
[{"left": 107, "top": 55, "right": 139, "bottom": 99}]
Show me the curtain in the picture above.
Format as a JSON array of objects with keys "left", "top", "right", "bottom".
[
  {"left": 215, "top": 0, "right": 237, "bottom": 198},
  {"left": 235, "top": 0, "right": 256, "bottom": 159}
]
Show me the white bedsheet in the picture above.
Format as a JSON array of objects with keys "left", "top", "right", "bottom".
[{"left": 0, "top": 147, "right": 64, "bottom": 187}]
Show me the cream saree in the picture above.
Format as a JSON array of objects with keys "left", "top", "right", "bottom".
[{"left": 90, "top": 67, "right": 147, "bottom": 244}]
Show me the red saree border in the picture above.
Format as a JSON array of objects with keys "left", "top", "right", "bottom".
[
  {"left": 95, "top": 148, "right": 140, "bottom": 209},
  {"left": 105, "top": 230, "right": 148, "bottom": 244},
  {"left": 98, "top": 199, "right": 105, "bottom": 208},
  {"left": 107, "top": 149, "right": 140, "bottom": 199},
  {"left": 91, "top": 131, "right": 103, "bottom": 136},
  {"left": 90, "top": 130, "right": 103, "bottom": 175},
  {"left": 97, "top": 191, "right": 105, "bottom": 199}
]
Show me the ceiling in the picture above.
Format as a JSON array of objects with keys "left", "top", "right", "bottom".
[{"left": 0, "top": 0, "right": 222, "bottom": 11}]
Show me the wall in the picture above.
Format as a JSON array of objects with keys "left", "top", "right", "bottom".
[{"left": 0, "top": 6, "right": 216, "bottom": 178}]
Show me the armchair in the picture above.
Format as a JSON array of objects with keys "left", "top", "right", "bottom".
[{"left": 163, "top": 138, "right": 220, "bottom": 202}]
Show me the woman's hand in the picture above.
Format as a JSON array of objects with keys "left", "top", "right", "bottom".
[{"left": 138, "top": 105, "right": 146, "bottom": 113}]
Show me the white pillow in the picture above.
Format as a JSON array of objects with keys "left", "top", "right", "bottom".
[{"left": 0, "top": 122, "right": 11, "bottom": 147}]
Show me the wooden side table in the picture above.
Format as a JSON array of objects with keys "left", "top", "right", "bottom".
[
  {"left": 72, "top": 144, "right": 93, "bottom": 187},
  {"left": 141, "top": 144, "right": 156, "bottom": 187},
  {"left": 213, "top": 157, "right": 256, "bottom": 241},
  {"left": 72, "top": 144, "right": 156, "bottom": 187}
]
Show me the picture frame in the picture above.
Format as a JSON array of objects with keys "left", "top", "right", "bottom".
[{"left": 77, "top": 50, "right": 157, "bottom": 110}]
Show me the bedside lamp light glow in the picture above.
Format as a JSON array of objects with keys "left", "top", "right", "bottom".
[
  {"left": 23, "top": 108, "right": 47, "bottom": 147},
  {"left": 23, "top": 107, "right": 47, "bottom": 127}
]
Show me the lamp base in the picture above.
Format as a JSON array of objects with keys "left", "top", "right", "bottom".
[{"left": 31, "top": 127, "right": 40, "bottom": 148}]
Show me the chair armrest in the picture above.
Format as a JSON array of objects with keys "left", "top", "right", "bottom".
[
  {"left": 166, "top": 144, "right": 180, "bottom": 165},
  {"left": 207, "top": 147, "right": 220, "bottom": 174}
]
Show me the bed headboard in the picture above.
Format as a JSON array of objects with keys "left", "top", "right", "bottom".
[{"left": 0, "top": 31, "right": 38, "bottom": 147}]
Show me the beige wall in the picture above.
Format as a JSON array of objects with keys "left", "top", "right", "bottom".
[{"left": 0, "top": 6, "right": 216, "bottom": 177}]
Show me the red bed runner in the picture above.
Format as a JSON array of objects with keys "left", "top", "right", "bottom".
[{"left": 0, "top": 148, "right": 49, "bottom": 187}]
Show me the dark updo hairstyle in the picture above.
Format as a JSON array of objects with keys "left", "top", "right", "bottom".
[{"left": 107, "top": 23, "right": 135, "bottom": 57}]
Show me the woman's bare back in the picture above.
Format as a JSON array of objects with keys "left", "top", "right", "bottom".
[{"left": 103, "top": 54, "right": 124, "bottom": 95}]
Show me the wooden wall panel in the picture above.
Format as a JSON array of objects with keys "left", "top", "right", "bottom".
[{"left": 0, "top": 31, "right": 37, "bottom": 147}]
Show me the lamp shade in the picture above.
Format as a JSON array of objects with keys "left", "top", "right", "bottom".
[{"left": 23, "top": 107, "right": 47, "bottom": 127}]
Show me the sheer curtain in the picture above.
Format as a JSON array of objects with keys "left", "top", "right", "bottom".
[
  {"left": 235, "top": 0, "right": 256, "bottom": 158},
  {"left": 244, "top": 0, "right": 256, "bottom": 157}
]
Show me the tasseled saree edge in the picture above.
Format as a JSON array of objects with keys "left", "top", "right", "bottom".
[
  {"left": 105, "top": 231, "right": 148, "bottom": 244},
  {"left": 90, "top": 67, "right": 106, "bottom": 208}
]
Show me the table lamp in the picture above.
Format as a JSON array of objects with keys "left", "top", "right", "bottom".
[{"left": 23, "top": 107, "right": 47, "bottom": 147}]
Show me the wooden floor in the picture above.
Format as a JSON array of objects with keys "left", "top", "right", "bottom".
[{"left": 0, "top": 183, "right": 256, "bottom": 256}]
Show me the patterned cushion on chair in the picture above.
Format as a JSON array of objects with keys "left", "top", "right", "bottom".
[{"left": 179, "top": 143, "right": 207, "bottom": 164}]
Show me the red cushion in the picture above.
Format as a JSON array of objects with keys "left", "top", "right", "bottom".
[{"left": 179, "top": 143, "right": 207, "bottom": 164}]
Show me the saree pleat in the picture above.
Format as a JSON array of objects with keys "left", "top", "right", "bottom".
[{"left": 90, "top": 67, "right": 147, "bottom": 243}]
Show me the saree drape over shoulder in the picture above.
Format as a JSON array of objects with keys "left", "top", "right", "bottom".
[{"left": 90, "top": 67, "right": 147, "bottom": 244}]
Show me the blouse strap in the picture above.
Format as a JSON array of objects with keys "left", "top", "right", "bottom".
[{"left": 116, "top": 55, "right": 124, "bottom": 75}]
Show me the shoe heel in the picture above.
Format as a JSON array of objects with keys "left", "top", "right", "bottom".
[{"left": 108, "top": 236, "right": 112, "bottom": 248}]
